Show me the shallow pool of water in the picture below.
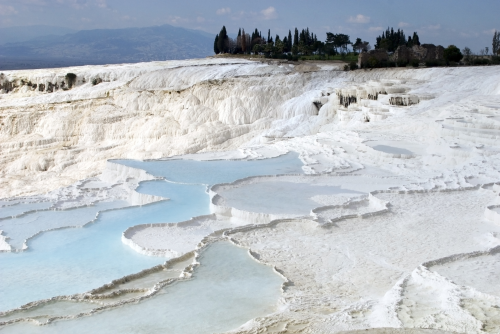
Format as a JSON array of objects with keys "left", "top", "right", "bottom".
[
  {"left": 1, "top": 242, "right": 284, "bottom": 334},
  {"left": 220, "top": 181, "right": 363, "bottom": 215},
  {"left": 0, "top": 202, "right": 53, "bottom": 220},
  {"left": 372, "top": 145, "right": 413, "bottom": 155},
  {"left": 0, "top": 153, "right": 303, "bottom": 312},
  {"left": 114, "top": 152, "right": 303, "bottom": 185}
]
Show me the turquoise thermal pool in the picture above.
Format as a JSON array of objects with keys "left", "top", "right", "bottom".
[{"left": 0, "top": 153, "right": 303, "bottom": 318}]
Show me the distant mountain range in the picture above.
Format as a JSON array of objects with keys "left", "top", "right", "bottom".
[
  {"left": 0, "top": 25, "right": 214, "bottom": 70},
  {"left": 0, "top": 25, "right": 78, "bottom": 45}
]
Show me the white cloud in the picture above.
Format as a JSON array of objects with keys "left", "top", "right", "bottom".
[
  {"left": 424, "top": 24, "right": 441, "bottom": 31},
  {"left": 166, "top": 15, "right": 193, "bottom": 25},
  {"left": 12, "top": 0, "right": 47, "bottom": 5},
  {"left": 261, "top": 6, "right": 276, "bottom": 20},
  {"left": 369, "top": 26, "right": 383, "bottom": 32},
  {"left": 52, "top": 0, "right": 88, "bottom": 9},
  {"left": 0, "top": 5, "right": 17, "bottom": 15},
  {"left": 196, "top": 16, "right": 205, "bottom": 23},
  {"left": 348, "top": 14, "right": 370, "bottom": 24},
  {"left": 483, "top": 29, "right": 498, "bottom": 35},
  {"left": 95, "top": 0, "right": 106, "bottom": 8},
  {"left": 398, "top": 21, "right": 409, "bottom": 28},
  {"left": 216, "top": 7, "right": 230, "bottom": 15}
]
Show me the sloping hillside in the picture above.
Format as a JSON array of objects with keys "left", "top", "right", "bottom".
[{"left": 0, "top": 24, "right": 214, "bottom": 70}]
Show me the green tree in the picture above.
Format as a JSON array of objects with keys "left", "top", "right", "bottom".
[
  {"left": 462, "top": 47, "right": 473, "bottom": 65},
  {"left": 217, "top": 26, "right": 228, "bottom": 53},
  {"left": 493, "top": 30, "right": 500, "bottom": 56},
  {"left": 293, "top": 28, "right": 299, "bottom": 48},
  {"left": 444, "top": 45, "right": 463, "bottom": 63},
  {"left": 275, "top": 38, "right": 285, "bottom": 54},
  {"left": 241, "top": 29, "right": 247, "bottom": 53},
  {"left": 353, "top": 38, "right": 363, "bottom": 53},
  {"left": 412, "top": 32, "right": 420, "bottom": 46},
  {"left": 335, "top": 34, "right": 351, "bottom": 53},
  {"left": 214, "top": 34, "right": 219, "bottom": 54},
  {"left": 253, "top": 44, "right": 262, "bottom": 55},
  {"left": 375, "top": 27, "right": 408, "bottom": 52}
]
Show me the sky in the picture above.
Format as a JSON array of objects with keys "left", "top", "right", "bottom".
[{"left": 0, "top": 0, "right": 498, "bottom": 52}]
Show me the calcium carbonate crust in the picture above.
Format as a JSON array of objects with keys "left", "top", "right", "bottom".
[{"left": 2, "top": 59, "right": 500, "bottom": 333}]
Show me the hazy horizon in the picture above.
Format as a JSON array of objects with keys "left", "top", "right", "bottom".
[{"left": 0, "top": 0, "right": 498, "bottom": 53}]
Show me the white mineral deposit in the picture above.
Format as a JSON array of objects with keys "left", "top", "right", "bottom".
[{"left": 1, "top": 58, "right": 500, "bottom": 333}]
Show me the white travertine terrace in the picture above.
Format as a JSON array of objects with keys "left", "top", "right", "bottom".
[{"left": 2, "top": 59, "right": 500, "bottom": 333}]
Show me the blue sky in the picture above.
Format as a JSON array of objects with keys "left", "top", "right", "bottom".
[{"left": 0, "top": 0, "right": 498, "bottom": 52}]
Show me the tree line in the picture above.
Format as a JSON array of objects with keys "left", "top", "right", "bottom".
[
  {"left": 374, "top": 27, "right": 421, "bottom": 52},
  {"left": 214, "top": 25, "right": 500, "bottom": 67},
  {"left": 213, "top": 25, "right": 371, "bottom": 58},
  {"left": 214, "top": 26, "right": 321, "bottom": 55},
  {"left": 456, "top": 30, "right": 500, "bottom": 66}
]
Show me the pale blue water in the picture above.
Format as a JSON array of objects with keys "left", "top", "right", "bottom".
[
  {"left": 221, "top": 182, "right": 364, "bottom": 215},
  {"left": 1, "top": 242, "right": 284, "bottom": 334},
  {"left": 372, "top": 145, "right": 413, "bottom": 155},
  {"left": 0, "top": 153, "right": 303, "bottom": 312},
  {"left": 0, "top": 202, "right": 53, "bottom": 219},
  {"left": 1, "top": 201, "right": 127, "bottom": 250},
  {"left": 113, "top": 152, "right": 303, "bottom": 184}
]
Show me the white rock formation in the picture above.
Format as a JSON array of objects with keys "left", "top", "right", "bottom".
[{"left": 2, "top": 58, "right": 500, "bottom": 333}]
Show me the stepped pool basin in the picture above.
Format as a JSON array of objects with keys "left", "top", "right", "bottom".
[
  {"left": 0, "top": 153, "right": 303, "bottom": 317},
  {"left": 1, "top": 242, "right": 285, "bottom": 334}
]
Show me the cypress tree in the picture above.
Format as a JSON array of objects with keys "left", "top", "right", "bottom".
[
  {"left": 294, "top": 28, "right": 299, "bottom": 47},
  {"left": 288, "top": 30, "right": 293, "bottom": 51},
  {"left": 214, "top": 34, "right": 219, "bottom": 54},
  {"left": 407, "top": 36, "right": 413, "bottom": 47},
  {"left": 493, "top": 31, "right": 500, "bottom": 56},
  {"left": 412, "top": 32, "right": 420, "bottom": 46},
  {"left": 236, "top": 28, "right": 242, "bottom": 53},
  {"left": 217, "top": 26, "right": 228, "bottom": 53},
  {"left": 242, "top": 28, "right": 247, "bottom": 53}
]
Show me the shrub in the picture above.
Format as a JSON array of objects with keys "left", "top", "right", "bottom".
[
  {"left": 444, "top": 45, "right": 463, "bottom": 63},
  {"left": 410, "top": 59, "right": 420, "bottom": 67},
  {"left": 368, "top": 57, "right": 379, "bottom": 68},
  {"left": 425, "top": 60, "right": 446, "bottom": 67},
  {"left": 474, "top": 58, "right": 490, "bottom": 65},
  {"left": 397, "top": 60, "right": 408, "bottom": 67},
  {"left": 388, "top": 61, "right": 396, "bottom": 67},
  {"left": 349, "top": 61, "right": 358, "bottom": 70},
  {"left": 343, "top": 64, "right": 349, "bottom": 71}
]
